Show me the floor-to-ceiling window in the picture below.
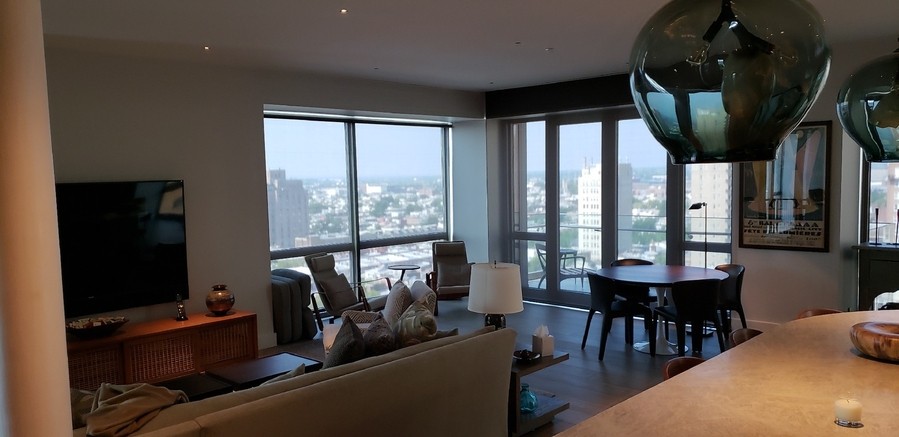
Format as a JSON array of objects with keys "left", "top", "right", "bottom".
[
  {"left": 263, "top": 113, "right": 449, "bottom": 297},
  {"left": 508, "top": 108, "right": 732, "bottom": 307}
]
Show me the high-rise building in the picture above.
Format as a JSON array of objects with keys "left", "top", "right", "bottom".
[
  {"left": 687, "top": 164, "right": 732, "bottom": 266},
  {"left": 267, "top": 169, "right": 309, "bottom": 249}
]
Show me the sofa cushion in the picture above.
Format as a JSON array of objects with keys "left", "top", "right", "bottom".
[
  {"left": 319, "top": 273, "right": 358, "bottom": 310},
  {"left": 260, "top": 363, "right": 305, "bottom": 386},
  {"left": 394, "top": 301, "right": 458, "bottom": 347},
  {"left": 381, "top": 281, "right": 413, "bottom": 325},
  {"left": 436, "top": 262, "right": 471, "bottom": 287},
  {"left": 323, "top": 317, "right": 365, "bottom": 368},
  {"left": 362, "top": 313, "right": 397, "bottom": 357},
  {"left": 410, "top": 281, "right": 437, "bottom": 314}
]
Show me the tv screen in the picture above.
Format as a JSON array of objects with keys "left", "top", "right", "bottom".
[{"left": 56, "top": 180, "right": 189, "bottom": 318}]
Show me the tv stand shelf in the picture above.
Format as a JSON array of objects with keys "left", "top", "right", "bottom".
[{"left": 67, "top": 310, "right": 257, "bottom": 390}]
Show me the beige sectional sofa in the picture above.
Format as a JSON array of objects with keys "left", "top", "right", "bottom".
[{"left": 74, "top": 326, "right": 516, "bottom": 437}]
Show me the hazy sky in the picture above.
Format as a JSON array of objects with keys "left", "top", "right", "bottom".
[
  {"left": 264, "top": 118, "right": 443, "bottom": 180},
  {"left": 264, "top": 116, "right": 667, "bottom": 181},
  {"left": 526, "top": 119, "right": 668, "bottom": 173}
]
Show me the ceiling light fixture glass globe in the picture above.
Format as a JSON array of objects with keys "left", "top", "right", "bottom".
[
  {"left": 837, "top": 41, "right": 899, "bottom": 162},
  {"left": 629, "top": 0, "right": 831, "bottom": 164}
]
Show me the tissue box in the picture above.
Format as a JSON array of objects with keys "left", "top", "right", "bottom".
[{"left": 532, "top": 334, "right": 554, "bottom": 356}]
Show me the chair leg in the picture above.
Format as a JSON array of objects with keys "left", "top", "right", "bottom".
[
  {"left": 581, "top": 309, "right": 595, "bottom": 350},
  {"left": 712, "top": 317, "right": 727, "bottom": 353},
  {"left": 676, "top": 322, "right": 687, "bottom": 357},
  {"left": 719, "top": 308, "right": 732, "bottom": 338},
  {"left": 624, "top": 315, "right": 634, "bottom": 344},
  {"left": 736, "top": 306, "right": 748, "bottom": 329},
  {"left": 311, "top": 298, "right": 324, "bottom": 332},
  {"left": 690, "top": 319, "right": 703, "bottom": 354},
  {"left": 433, "top": 299, "right": 439, "bottom": 316},
  {"left": 599, "top": 314, "right": 613, "bottom": 361}
]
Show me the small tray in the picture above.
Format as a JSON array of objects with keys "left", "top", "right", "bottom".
[
  {"left": 66, "top": 316, "right": 128, "bottom": 339},
  {"left": 513, "top": 349, "right": 541, "bottom": 362}
]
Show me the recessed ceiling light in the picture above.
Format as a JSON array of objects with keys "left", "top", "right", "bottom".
[
  {"left": 203, "top": 46, "right": 211, "bottom": 52},
  {"left": 339, "top": 8, "right": 348, "bottom": 15},
  {"left": 545, "top": 47, "right": 554, "bottom": 52}
]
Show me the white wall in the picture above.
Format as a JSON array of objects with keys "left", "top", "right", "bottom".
[
  {"left": 450, "top": 120, "right": 490, "bottom": 262},
  {"left": 732, "top": 36, "right": 897, "bottom": 328},
  {"left": 45, "top": 46, "right": 484, "bottom": 348}
]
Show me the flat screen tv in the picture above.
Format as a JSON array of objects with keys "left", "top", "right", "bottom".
[{"left": 56, "top": 180, "right": 189, "bottom": 318}]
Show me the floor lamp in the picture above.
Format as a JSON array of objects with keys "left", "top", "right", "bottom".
[
  {"left": 689, "top": 201, "right": 712, "bottom": 336},
  {"left": 689, "top": 202, "right": 708, "bottom": 268}
]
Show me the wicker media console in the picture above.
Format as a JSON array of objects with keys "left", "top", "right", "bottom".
[{"left": 67, "top": 310, "right": 257, "bottom": 390}]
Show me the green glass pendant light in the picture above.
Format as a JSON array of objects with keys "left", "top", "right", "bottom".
[{"left": 629, "top": 0, "right": 831, "bottom": 164}]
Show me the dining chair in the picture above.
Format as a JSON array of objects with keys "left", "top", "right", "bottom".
[
  {"left": 795, "top": 308, "right": 842, "bottom": 319},
  {"left": 663, "top": 356, "right": 705, "bottom": 379},
  {"left": 728, "top": 327, "right": 763, "bottom": 347},
  {"left": 610, "top": 258, "right": 655, "bottom": 331},
  {"left": 714, "top": 263, "right": 747, "bottom": 338},
  {"left": 652, "top": 278, "right": 726, "bottom": 356},
  {"left": 582, "top": 272, "right": 655, "bottom": 360}
]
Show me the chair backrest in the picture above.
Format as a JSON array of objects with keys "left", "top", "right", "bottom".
[
  {"left": 586, "top": 272, "right": 618, "bottom": 313},
  {"left": 670, "top": 278, "right": 721, "bottom": 321},
  {"left": 304, "top": 253, "right": 359, "bottom": 313},
  {"left": 795, "top": 307, "right": 842, "bottom": 319},
  {"left": 715, "top": 264, "right": 745, "bottom": 306},
  {"left": 728, "top": 327, "right": 763, "bottom": 347},
  {"left": 535, "top": 243, "right": 548, "bottom": 270},
  {"left": 611, "top": 258, "right": 653, "bottom": 267},
  {"left": 663, "top": 356, "right": 705, "bottom": 379},
  {"left": 608, "top": 258, "right": 652, "bottom": 300},
  {"left": 431, "top": 241, "right": 470, "bottom": 286}
]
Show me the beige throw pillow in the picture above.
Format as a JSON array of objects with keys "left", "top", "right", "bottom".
[
  {"left": 381, "top": 281, "right": 413, "bottom": 325},
  {"left": 393, "top": 301, "right": 457, "bottom": 347}
]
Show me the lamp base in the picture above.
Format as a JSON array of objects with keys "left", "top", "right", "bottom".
[{"left": 484, "top": 314, "right": 506, "bottom": 329}]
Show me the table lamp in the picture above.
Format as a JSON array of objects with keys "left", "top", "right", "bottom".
[{"left": 468, "top": 262, "right": 523, "bottom": 329}]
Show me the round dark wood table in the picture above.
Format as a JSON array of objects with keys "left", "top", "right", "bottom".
[{"left": 592, "top": 265, "right": 728, "bottom": 355}]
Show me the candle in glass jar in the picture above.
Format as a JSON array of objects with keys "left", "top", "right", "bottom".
[{"left": 834, "top": 398, "right": 862, "bottom": 423}]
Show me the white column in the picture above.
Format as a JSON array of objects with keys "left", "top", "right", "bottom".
[{"left": 0, "top": 0, "right": 72, "bottom": 434}]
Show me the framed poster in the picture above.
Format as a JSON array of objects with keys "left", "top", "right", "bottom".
[{"left": 739, "top": 121, "right": 831, "bottom": 252}]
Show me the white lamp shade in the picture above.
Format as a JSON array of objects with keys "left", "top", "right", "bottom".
[{"left": 467, "top": 262, "right": 523, "bottom": 315}]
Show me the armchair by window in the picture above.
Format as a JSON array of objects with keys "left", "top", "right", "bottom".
[
  {"left": 426, "top": 241, "right": 471, "bottom": 315},
  {"left": 304, "top": 252, "right": 389, "bottom": 331}
]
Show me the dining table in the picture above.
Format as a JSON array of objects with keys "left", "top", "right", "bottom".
[
  {"left": 558, "top": 310, "right": 899, "bottom": 436},
  {"left": 592, "top": 265, "right": 728, "bottom": 355}
]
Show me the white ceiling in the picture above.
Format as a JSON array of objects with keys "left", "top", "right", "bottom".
[{"left": 40, "top": 0, "right": 899, "bottom": 92}]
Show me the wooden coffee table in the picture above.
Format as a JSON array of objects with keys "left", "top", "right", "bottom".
[
  {"left": 206, "top": 352, "right": 323, "bottom": 390},
  {"left": 509, "top": 352, "right": 570, "bottom": 436}
]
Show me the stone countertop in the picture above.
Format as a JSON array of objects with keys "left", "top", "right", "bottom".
[{"left": 559, "top": 310, "right": 899, "bottom": 436}]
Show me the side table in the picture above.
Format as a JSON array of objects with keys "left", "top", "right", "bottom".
[
  {"left": 509, "top": 352, "right": 569, "bottom": 436},
  {"left": 388, "top": 264, "right": 420, "bottom": 281}
]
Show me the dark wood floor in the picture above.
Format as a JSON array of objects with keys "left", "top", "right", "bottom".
[{"left": 264, "top": 299, "right": 725, "bottom": 436}]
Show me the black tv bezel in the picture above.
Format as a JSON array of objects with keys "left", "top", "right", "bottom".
[{"left": 56, "top": 179, "right": 189, "bottom": 318}]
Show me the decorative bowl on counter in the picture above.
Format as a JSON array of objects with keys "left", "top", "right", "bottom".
[
  {"left": 850, "top": 322, "right": 899, "bottom": 362},
  {"left": 65, "top": 316, "right": 128, "bottom": 339}
]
